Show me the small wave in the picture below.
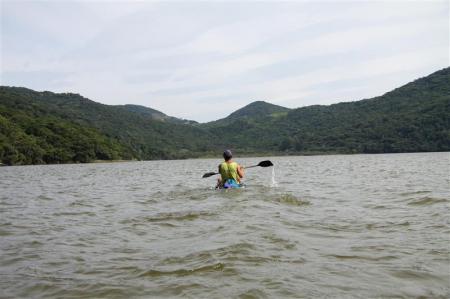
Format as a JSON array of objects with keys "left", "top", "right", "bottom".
[
  {"left": 400, "top": 190, "right": 431, "bottom": 196},
  {"left": 42, "top": 283, "right": 132, "bottom": 299},
  {"left": 275, "top": 194, "right": 310, "bottom": 206},
  {"left": 144, "top": 211, "right": 216, "bottom": 222},
  {"left": 0, "top": 229, "right": 13, "bottom": 236},
  {"left": 390, "top": 269, "right": 446, "bottom": 281},
  {"left": 407, "top": 197, "right": 448, "bottom": 206},
  {"left": 152, "top": 189, "right": 213, "bottom": 202},
  {"left": 371, "top": 205, "right": 388, "bottom": 209},
  {"left": 136, "top": 198, "right": 158, "bottom": 205},
  {"left": 329, "top": 254, "right": 398, "bottom": 261},
  {"left": 262, "top": 233, "right": 297, "bottom": 250},
  {"left": 138, "top": 262, "right": 225, "bottom": 277},
  {"left": 316, "top": 223, "right": 361, "bottom": 233},
  {"left": 0, "top": 200, "right": 17, "bottom": 206},
  {"left": 69, "top": 200, "right": 95, "bottom": 208},
  {"left": 37, "top": 195, "right": 53, "bottom": 201},
  {"left": 53, "top": 211, "right": 97, "bottom": 217},
  {"left": 120, "top": 210, "right": 217, "bottom": 226},
  {"left": 1, "top": 257, "right": 24, "bottom": 266},
  {"left": 158, "top": 243, "right": 257, "bottom": 268},
  {"left": 156, "top": 222, "right": 178, "bottom": 228},
  {"left": 366, "top": 221, "right": 410, "bottom": 230},
  {"left": 237, "top": 288, "right": 268, "bottom": 298},
  {"left": 26, "top": 240, "right": 44, "bottom": 247}
]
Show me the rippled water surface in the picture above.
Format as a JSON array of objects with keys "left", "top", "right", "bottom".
[{"left": 1, "top": 153, "right": 449, "bottom": 298}]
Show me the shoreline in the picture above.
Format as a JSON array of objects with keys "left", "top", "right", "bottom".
[{"left": 1, "top": 151, "right": 448, "bottom": 167}]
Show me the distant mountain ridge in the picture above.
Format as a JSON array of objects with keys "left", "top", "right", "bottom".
[
  {"left": 119, "top": 104, "right": 198, "bottom": 125},
  {"left": 205, "top": 101, "right": 290, "bottom": 127},
  {"left": 225, "top": 101, "right": 290, "bottom": 120},
  {"left": 0, "top": 67, "right": 449, "bottom": 165},
  {"left": 119, "top": 104, "right": 172, "bottom": 120}
]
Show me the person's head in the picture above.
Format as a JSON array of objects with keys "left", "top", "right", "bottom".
[{"left": 223, "top": 149, "right": 233, "bottom": 161}]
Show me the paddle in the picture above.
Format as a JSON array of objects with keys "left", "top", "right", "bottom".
[{"left": 202, "top": 160, "right": 273, "bottom": 178}]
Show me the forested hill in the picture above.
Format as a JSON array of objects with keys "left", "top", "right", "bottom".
[
  {"left": 206, "top": 101, "right": 290, "bottom": 127},
  {"left": 0, "top": 87, "right": 218, "bottom": 165},
  {"left": 0, "top": 67, "right": 449, "bottom": 165},
  {"left": 118, "top": 104, "right": 197, "bottom": 125},
  {"left": 208, "top": 67, "right": 450, "bottom": 154}
]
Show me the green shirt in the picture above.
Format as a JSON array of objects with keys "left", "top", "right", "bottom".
[{"left": 219, "top": 161, "right": 240, "bottom": 182}]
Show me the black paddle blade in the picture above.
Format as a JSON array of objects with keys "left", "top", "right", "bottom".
[
  {"left": 202, "top": 172, "right": 217, "bottom": 178},
  {"left": 258, "top": 160, "right": 273, "bottom": 167}
]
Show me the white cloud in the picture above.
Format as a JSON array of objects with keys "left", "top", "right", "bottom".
[{"left": 1, "top": 0, "right": 448, "bottom": 122}]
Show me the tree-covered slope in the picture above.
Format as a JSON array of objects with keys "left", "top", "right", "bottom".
[
  {"left": 119, "top": 104, "right": 198, "bottom": 125},
  {"left": 207, "top": 67, "right": 450, "bottom": 154},
  {"left": 205, "top": 101, "right": 290, "bottom": 127},
  {"left": 118, "top": 104, "right": 172, "bottom": 121},
  {"left": 0, "top": 104, "right": 131, "bottom": 165},
  {"left": 0, "top": 87, "right": 218, "bottom": 165}
]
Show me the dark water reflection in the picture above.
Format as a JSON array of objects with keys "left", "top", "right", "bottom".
[{"left": 1, "top": 153, "right": 449, "bottom": 298}]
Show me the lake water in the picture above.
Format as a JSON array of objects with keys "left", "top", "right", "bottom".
[{"left": 1, "top": 153, "right": 449, "bottom": 298}]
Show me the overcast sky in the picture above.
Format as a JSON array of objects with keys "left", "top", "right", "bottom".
[{"left": 1, "top": 1, "right": 448, "bottom": 122}]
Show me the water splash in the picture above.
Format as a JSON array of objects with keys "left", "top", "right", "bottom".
[{"left": 271, "top": 166, "right": 278, "bottom": 187}]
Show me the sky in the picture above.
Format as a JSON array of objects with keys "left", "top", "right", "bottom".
[{"left": 1, "top": 0, "right": 449, "bottom": 122}]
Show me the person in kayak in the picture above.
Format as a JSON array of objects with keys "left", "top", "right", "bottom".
[{"left": 216, "top": 149, "right": 245, "bottom": 188}]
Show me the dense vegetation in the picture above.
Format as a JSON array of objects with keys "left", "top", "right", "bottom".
[
  {"left": 205, "top": 101, "right": 290, "bottom": 127},
  {"left": 0, "top": 88, "right": 218, "bottom": 165},
  {"left": 0, "top": 67, "right": 448, "bottom": 165},
  {"left": 119, "top": 104, "right": 198, "bottom": 125},
  {"left": 207, "top": 67, "right": 450, "bottom": 154},
  {"left": 0, "top": 109, "right": 130, "bottom": 165}
]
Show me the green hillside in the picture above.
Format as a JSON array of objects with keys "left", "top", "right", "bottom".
[
  {"left": 0, "top": 67, "right": 448, "bottom": 165},
  {"left": 119, "top": 104, "right": 197, "bottom": 125},
  {"left": 206, "top": 101, "right": 290, "bottom": 127},
  {"left": 209, "top": 67, "right": 450, "bottom": 154},
  {"left": 0, "top": 87, "right": 218, "bottom": 165},
  {"left": 118, "top": 104, "right": 172, "bottom": 121}
]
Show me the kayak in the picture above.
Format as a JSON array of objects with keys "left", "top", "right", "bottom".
[{"left": 217, "top": 179, "right": 244, "bottom": 189}]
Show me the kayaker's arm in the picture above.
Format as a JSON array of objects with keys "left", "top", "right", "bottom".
[
  {"left": 238, "top": 165, "right": 244, "bottom": 179},
  {"left": 216, "top": 164, "right": 223, "bottom": 188}
]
